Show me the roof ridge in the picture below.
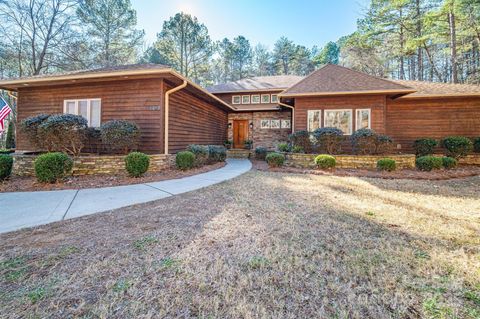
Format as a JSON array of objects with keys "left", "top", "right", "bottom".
[{"left": 280, "top": 64, "right": 329, "bottom": 93}]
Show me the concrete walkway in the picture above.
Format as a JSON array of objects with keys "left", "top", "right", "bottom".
[{"left": 0, "top": 159, "right": 252, "bottom": 234}]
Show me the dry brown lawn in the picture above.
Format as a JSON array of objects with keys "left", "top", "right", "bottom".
[{"left": 1, "top": 170, "right": 479, "bottom": 318}]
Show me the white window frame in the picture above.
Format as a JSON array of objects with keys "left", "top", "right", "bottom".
[
  {"left": 307, "top": 110, "right": 322, "bottom": 132},
  {"left": 271, "top": 119, "right": 281, "bottom": 129},
  {"left": 63, "top": 98, "right": 102, "bottom": 127},
  {"left": 261, "top": 94, "right": 270, "bottom": 104},
  {"left": 232, "top": 95, "right": 241, "bottom": 105},
  {"left": 251, "top": 95, "right": 260, "bottom": 104},
  {"left": 242, "top": 95, "right": 251, "bottom": 104},
  {"left": 260, "top": 119, "right": 271, "bottom": 129},
  {"left": 324, "top": 109, "right": 353, "bottom": 135},
  {"left": 281, "top": 119, "right": 291, "bottom": 129},
  {"left": 356, "top": 108, "right": 371, "bottom": 130},
  {"left": 271, "top": 94, "right": 278, "bottom": 103}
]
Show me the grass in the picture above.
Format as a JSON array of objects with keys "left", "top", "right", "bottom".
[{"left": 0, "top": 170, "right": 479, "bottom": 318}]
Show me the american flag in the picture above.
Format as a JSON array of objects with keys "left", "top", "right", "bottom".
[{"left": 0, "top": 96, "right": 12, "bottom": 133}]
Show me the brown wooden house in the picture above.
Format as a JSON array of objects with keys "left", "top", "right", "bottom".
[{"left": 0, "top": 63, "right": 479, "bottom": 155}]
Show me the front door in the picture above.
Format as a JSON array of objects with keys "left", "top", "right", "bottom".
[{"left": 233, "top": 120, "right": 248, "bottom": 149}]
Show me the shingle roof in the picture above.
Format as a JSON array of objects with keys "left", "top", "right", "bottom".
[
  {"left": 207, "top": 75, "right": 304, "bottom": 93},
  {"left": 393, "top": 80, "right": 480, "bottom": 97},
  {"left": 1, "top": 63, "right": 171, "bottom": 82},
  {"left": 280, "top": 64, "right": 414, "bottom": 97}
]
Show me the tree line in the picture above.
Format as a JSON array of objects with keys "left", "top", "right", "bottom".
[{"left": 1, "top": 0, "right": 479, "bottom": 89}]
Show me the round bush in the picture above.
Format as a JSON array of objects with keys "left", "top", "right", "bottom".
[
  {"left": 291, "top": 145, "right": 304, "bottom": 153},
  {"left": 474, "top": 137, "right": 480, "bottom": 153},
  {"left": 351, "top": 128, "right": 376, "bottom": 154},
  {"left": 313, "top": 127, "right": 344, "bottom": 154},
  {"left": 277, "top": 143, "right": 290, "bottom": 153},
  {"left": 187, "top": 144, "right": 209, "bottom": 166},
  {"left": 377, "top": 158, "right": 396, "bottom": 172},
  {"left": 265, "top": 152, "right": 285, "bottom": 167},
  {"left": 442, "top": 157, "right": 457, "bottom": 170},
  {"left": 314, "top": 154, "right": 336, "bottom": 169},
  {"left": 100, "top": 120, "right": 140, "bottom": 154},
  {"left": 208, "top": 145, "right": 227, "bottom": 162},
  {"left": 255, "top": 147, "right": 268, "bottom": 160},
  {"left": 20, "top": 114, "right": 50, "bottom": 149},
  {"left": 38, "top": 114, "right": 88, "bottom": 155},
  {"left": 176, "top": 151, "right": 195, "bottom": 170},
  {"left": 0, "top": 155, "right": 13, "bottom": 181},
  {"left": 34, "top": 152, "right": 73, "bottom": 183},
  {"left": 288, "top": 130, "right": 313, "bottom": 154},
  {"left": 413, "top": 138, "right": 438, "bottom": 157},
  {"left": 442, "top": 136, "right": 473, "bottom": 159},
  {"left": 125, "top": 152, "right": 150, "bottom": 177},
  {"left": 416, "top": 156, "right": 443, "bottom": 172}
]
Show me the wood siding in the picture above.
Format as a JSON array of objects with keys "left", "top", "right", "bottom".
[
  {"left": 168, "top": 88, "right": 228, "bottom": 153},
  {"left": 386, "top": 97, "right": 480, "bottom": 151},
  {"left": 294, "top": 95, "right": 387, "bottom": 133},
  {"left": 17, "top": 78, "right": 165, "bottom": 153}
]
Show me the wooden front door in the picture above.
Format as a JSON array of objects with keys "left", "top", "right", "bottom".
[{"left": 233, "top": 120, "right": 248, "bottom": 149}]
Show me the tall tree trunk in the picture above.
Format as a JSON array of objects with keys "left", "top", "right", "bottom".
[
  {"left": 424, "top": 43, "right": 444, "bottom": 82},
  {"left": 448, "top": 7, "right": 458, "bottom": 83},
  {"left": 416, "top": 0, "right": 423, "bottom": 80}
]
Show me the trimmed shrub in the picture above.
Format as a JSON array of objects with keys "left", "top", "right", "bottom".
[
  {"left": 255, "top": 147, "right": 268, "bottom": 160},
  {"left": 100, "top": 120, "right": 140, "bottom": 154},
  {"left": 34, "top": 152, "right": 73, "bottom": 183},
  {"left": 38, "top": 114, "right": 88, "bottom": 156},
  {"left": 208, "top": 145, "right": 227, "bottom": 162},
  {"left": 442, "top": 157, "right": 457, "bottom": 169},
  {"left": 0, "top": 155, "right": 13, "bottom": 181},
  {"left": 413, "top": 138, "right": 438, "bottom": 157},
  {"left": 377, "top": 158, "right": 396, "bottom": 172},
  {"left": 187, "top": 144, "right": 209, "bottom": 166},
  {"left": 288, "top": 130, "right": 313, "bottom": 153},
  {"left": 351, "top": 128, "right": 377, "bottom": 154},
  {"left": 125, "top": 152, "right": 150, "bottom": 177},
  {"left": 474, "top": 137, "right": 480, "bottom": 153},
  {"left": 313, "top": 127, "right": 343, "bottom": 154},
  {"left": 277, "top": 143, "right": 290, "bottom": 153},
  {"left": 442, "top": 136, "right": 473, "bottom": 159},
  {"left": 292, "top": 145, "right": 305, "bottom": 153},
  {"left": 375, "top": 135, "right": 394, "bottom": 154},
  {"left": 176, "top": 151, "right": 195, "bottom": 170},
  {"left": 416, "top": 156, "right": 443, "bottom": 171},
  {"left": 314, "top": 154, "right": 336, "bottom": 169},
  {"left": 20, "top": 114, "right": 50, "bottom": 149},
  {"left": 6, "top": 121, "right": 15, "bottom": 149},
  {"left": 265, "top": 152, "right": 285, "bottom": 167}
]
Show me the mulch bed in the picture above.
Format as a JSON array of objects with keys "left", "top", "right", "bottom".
[
  {"left": 0, "top": 162, "right": 225, "bottom": 193},
  {"left": 252, "top": 159, "right": 480, "bottom": 180}
]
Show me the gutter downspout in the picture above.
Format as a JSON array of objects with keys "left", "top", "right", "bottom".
[
  {"left": 164, "top": 80, "right": 187, "bottom": 154},
  {"left": 278, "top": 101, "right": 295, "bottom": 133}
]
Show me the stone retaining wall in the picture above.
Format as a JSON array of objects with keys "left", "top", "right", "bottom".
[
  {"left": 284, "top": 153, "right": 417, "bottom": 169},
  {"left": 457, "top": 155, "right": 480, "bottom": 166},
  {"left": 13, "top": 154, "right": 175, "bottom": 177}
]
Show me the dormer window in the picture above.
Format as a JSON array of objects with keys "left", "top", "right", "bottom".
[
  {"left": 242, "top": 95, "right": 251, "bottom": 104},
  {"left": 261, "top": 94, "right": 270, "bottom": 104},
  {"left": 232, "top": 96, "right": 241, "bottom": 104}
]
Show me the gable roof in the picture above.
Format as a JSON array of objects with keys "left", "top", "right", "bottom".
[
  {"left": 280, "top": 64, "right": 415, "bottom": 97},
  {"left": 207, "top": 75, "right": 304, "bottom": 93},
  {"left": 393, "top": 80, "right": 480, "bottom": 98}
]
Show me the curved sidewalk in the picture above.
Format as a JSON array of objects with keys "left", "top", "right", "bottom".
[{"left": 0, "top": 159, "right": 252, "bottom": 234}]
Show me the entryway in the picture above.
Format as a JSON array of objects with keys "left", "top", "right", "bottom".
[{"left": 233, "top": 120, "right": 248, "bottom": 149}]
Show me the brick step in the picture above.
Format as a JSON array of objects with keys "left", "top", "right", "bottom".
[{"left": 227, "top": 149, "right": 252, "bottom": 159}]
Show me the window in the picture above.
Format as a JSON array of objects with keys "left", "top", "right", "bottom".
[
  {"left": 64, "top": 99, "right": 101, "bottom": 127},
  {"left": 261, "top": 94, "right": 270, "bottom": 104},
  {"left": 232, "top": 96, "right": 241, "bottom": 104},
  {"left": 281, "top": 119, "right": 291, "bottom": 129},
  {"left": 260, "top": 119, "right": 271, "bottom": 129},
  {"left": 307, "top": 110, "right": 321, "bottom": 132},
  {"left": 324, "top": 109, "right": 353, "bottom": 135},
  {"left": 242, "top": 95, "right": 251, "bottom": 104},
  {"left": 356, "top": 109, "right": 371, "bottom": 130},
  {"left": 271, "top": 119, "right": 280, "bottom": 129},
  {"left": 271, "top": 94, "right": 278, "bottom": 103},
  {"left": 251, "top": 95, "right": 260, "bottom": 104}
]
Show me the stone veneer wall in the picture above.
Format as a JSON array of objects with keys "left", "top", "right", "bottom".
[
  {"left": 284, "top": 153, "right": 417, "bottom": 169},
  {"left": 228, "top": 110, "right": 292, "bottom": 150},
  {"left": 13, "top": 154, "right": 175, "bottom": 177}
]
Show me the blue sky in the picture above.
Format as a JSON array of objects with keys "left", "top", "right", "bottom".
[{"left": 131, "top": 0, "right": 369, "bottom": 49}]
